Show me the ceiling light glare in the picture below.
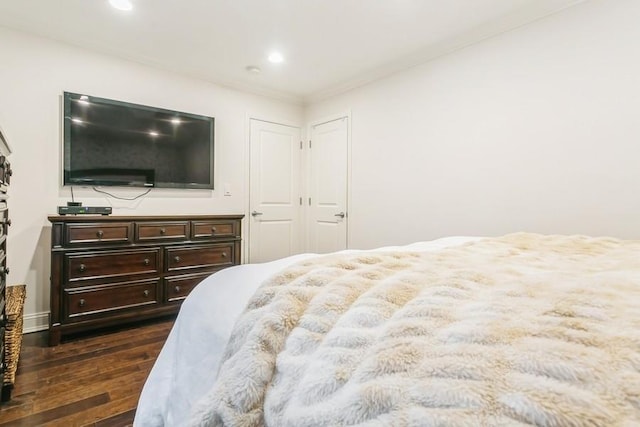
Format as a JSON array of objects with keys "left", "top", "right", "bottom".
[
  {"left": 268, "top": 52, "right": 284, "bottom": 64},
  {"left": 109, "top": 0, "right": 133, "bottom": 11},
  {"left": 71, "top": 117, "right": 83, "bottom": 124},
  {"left": 149, "top": 131, "right": 159, "bottom": 137},
  {"left": 78, "top": 95, "right": 90, "bottom": 105},
  {"left": 170, "top": 118, "right": 181, "bottom": 125}
]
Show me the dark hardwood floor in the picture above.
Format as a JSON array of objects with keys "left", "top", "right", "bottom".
[{"left": 0, "top": 318, "right": 174, "bottom": 427}]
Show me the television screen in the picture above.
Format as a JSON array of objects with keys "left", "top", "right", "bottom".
[{"left": 63, "top": 92, "right": 214, "bottom": 189}]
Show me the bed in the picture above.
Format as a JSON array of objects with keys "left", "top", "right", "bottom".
[{"left": 133, "top": 233, "right": 640, "bottom": 426}]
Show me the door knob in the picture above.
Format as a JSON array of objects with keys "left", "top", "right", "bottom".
[
  {"left": 251, "top": 211, "right": 263, "bottom": 217},
  {"left": 334, "top": 212, "right": 346, "bottom": 219}
]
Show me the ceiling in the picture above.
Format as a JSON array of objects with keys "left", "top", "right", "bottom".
[{"left": 0, "top": 0, "right": 585, "bottom": 104}]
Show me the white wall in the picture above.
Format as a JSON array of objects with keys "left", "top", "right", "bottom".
[
  {"left": 0, "top": 27, "right": 303, "bottom": 331},
  {"left": 306, "top": 0, "right": 640, "bottom": 249},
  {"left": 4, "top": 0, "right": 640, "bottom": 330}
]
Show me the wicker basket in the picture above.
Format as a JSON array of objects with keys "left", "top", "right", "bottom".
[{"left": 3, "top": 284, "right": 26, "bottom": 388}]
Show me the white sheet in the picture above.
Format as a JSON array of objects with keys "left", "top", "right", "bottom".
[{"left": 133, "top": 236, "right": 482, "bottom": 427}]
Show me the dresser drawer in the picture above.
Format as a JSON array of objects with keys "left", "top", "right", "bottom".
[
  {"left": 136, "top": 222, "right": 189, "bottom": 242},
  {"left": 164, "top": 272, "right": 210, "bottom": 303},
  {"left": 0, "top": 203, "right": 9, "bottom": 238},
  {"left": 166, "top": 243, "right": 235, "bottom": 272},
  {"left": 65, "top": 279, "right": 159, "bottom": 318},
  {"left": 0, "top": 297, "right": 5, "bottom": 325},
  {"left": 0, "top": 255, "right": 6, "bottom": 285},
  {"left": 67, "top": 249, "right": 160, "bottom": 282},
  {"left": 191, "top": 220, "right": 239, "bottom": 240},
  {"left": 66, "top": 222, "right": 132, "bottom": 245},
  {"left": 0, "top": 156, "right": 11, "bottom": 186}
]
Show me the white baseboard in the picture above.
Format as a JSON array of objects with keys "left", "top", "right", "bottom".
[{"left": 22, "top": 311, "right": 49, "bottom": 333}]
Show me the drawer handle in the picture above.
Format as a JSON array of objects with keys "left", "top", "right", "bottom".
[
  {"left": 221, "top": 252, "right": 228, "bottom": 258},
  {"left": 160, "top": 228, "right": 166, "bottom": 235},
  {"left": 174, "top": 256, "right": 181, "bottom": 263},
  {"left": 79, "top": 299, "right": 85, "bottom": 307},
  {"left": 3, "top": 218, "right": 10, "bottom": 226},
  {"left": 174, "top": 285, "right": 181, "bottom": 293},
  {"left": 96, "top": 230, "right": 104, "bottom": 238},
  {"left": 143, "top": 258, "right": 150, "bottom": 266},
  {"left": 143, "top": 289, "right": 150, "bottom": 297},
  {"left": 79, "top": 264, "right": 86, "bottom": 272},
  {"left": 211, "top": 227, "right": 217, "bottom": 233}
]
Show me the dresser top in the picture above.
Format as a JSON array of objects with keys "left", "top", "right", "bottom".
[
  {"left": 48, "top": 214, "right": 245, "bottom": 223},
  {"left": 0, "top": 124, "right": 12, "bottom": 155}
]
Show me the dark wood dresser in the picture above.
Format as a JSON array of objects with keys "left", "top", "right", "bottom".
[
  {"left": 48, "top": 214, "right": 243, "bottom": 346},
  {"left": 0, "top": 128, "right": 12, "bottom": 398}
]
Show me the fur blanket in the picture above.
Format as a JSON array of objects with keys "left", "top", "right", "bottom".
[{"left": 189, "top": 233, "right": 640, "bottom": 426}]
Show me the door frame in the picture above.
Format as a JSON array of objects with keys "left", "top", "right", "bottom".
[
  {"left": 305, "top": 110, "right": 352, "bottom": 251},
  {"left": 244, "top": 113, "right": 304, "bottom": 263}
]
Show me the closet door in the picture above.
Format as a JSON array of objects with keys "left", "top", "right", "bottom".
[
  {"left": 307, "top": 116, "right": 349, "bottom": 254},
  {"left": 248, "top": 119, "right": 302, "bottom": 263}
]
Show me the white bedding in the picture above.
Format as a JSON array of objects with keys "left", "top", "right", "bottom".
[{"left": 133, "top": 236, "right": 482, "bottom": 427}]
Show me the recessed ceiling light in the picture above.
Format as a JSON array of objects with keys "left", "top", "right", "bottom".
[
  {"left": 109, "top": 0, "right": 133, "bottom": 11},
  {"left": 268, "top": 52, "right": 284, "bottom": 64}
]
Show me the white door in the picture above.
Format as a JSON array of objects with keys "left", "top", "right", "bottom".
[
  {"left": 249, "top": 120, "right": 302, "bottom": 263},
  {"left": 307, "top": 117, "right": 349, "bottom": 253}
]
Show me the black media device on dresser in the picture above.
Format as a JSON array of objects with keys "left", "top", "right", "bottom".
[
  {"left": 48, "top": 214, "right": 243, "bottom": 346},
  {"left": 0, "top": 127, "right": 12, "bottom": 401},
  {"left": 57, "top": 205, "right": 112, "bottom": 215}
]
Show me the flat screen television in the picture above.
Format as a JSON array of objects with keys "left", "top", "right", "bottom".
[{"left": 63, "top": 91, "right": 214, "bottom": 189}]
